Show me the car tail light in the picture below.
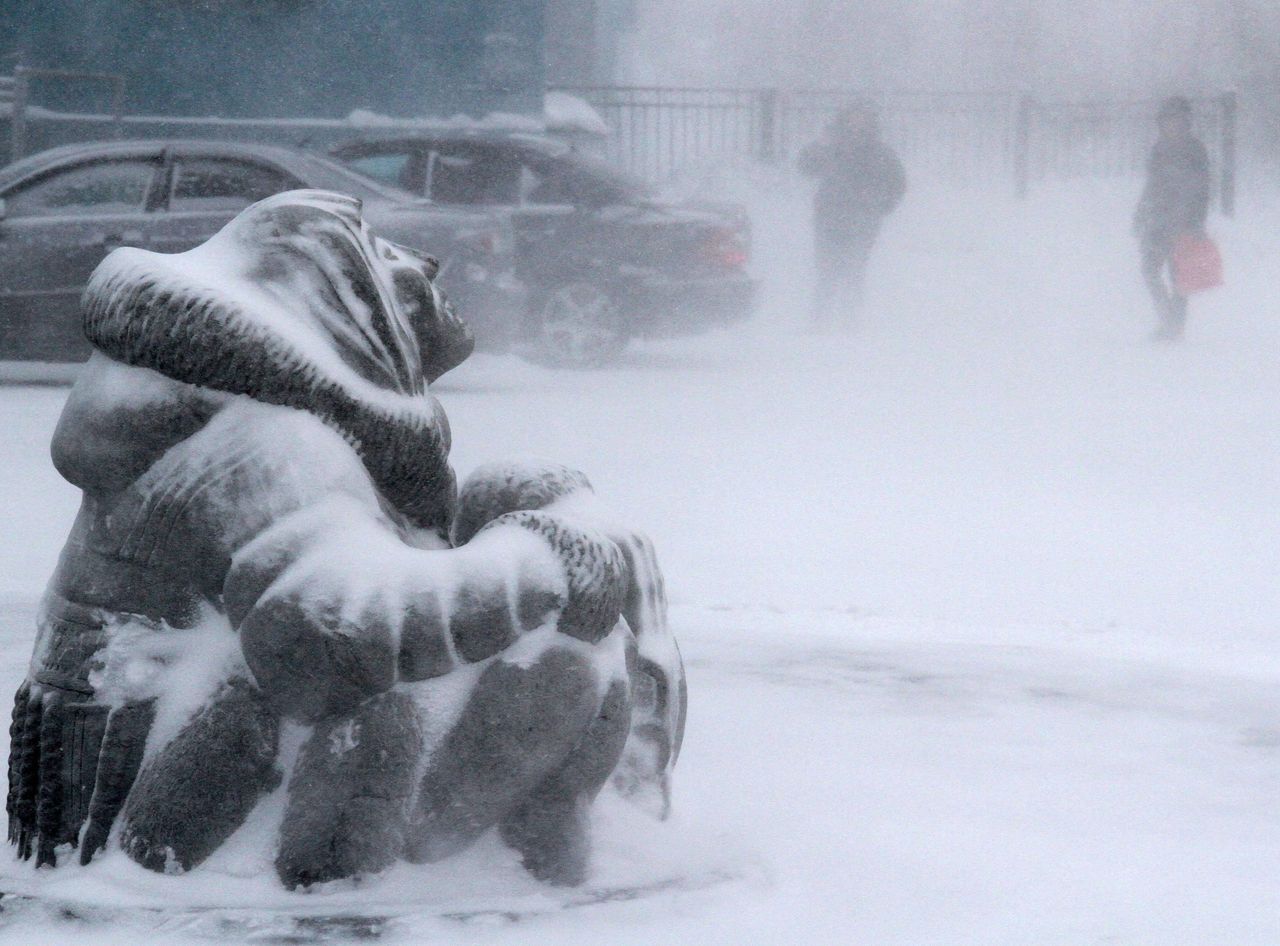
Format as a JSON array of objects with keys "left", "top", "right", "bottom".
[{"left": 699, "top": 227, "right": 749, "bottom": 270}]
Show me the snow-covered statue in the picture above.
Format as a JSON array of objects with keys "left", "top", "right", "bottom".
[{"left": 6, "top": 191, "right": 685, "bottom": 889}]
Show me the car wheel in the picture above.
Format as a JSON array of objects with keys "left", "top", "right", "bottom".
[{"left": 532, "top": 282, "right": 626, "bottom": 368}]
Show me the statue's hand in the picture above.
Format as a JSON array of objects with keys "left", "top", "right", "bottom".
[
  {"left": 480, "top": 510, "right": 628, "bottom": 645},
  {"left": 226, "top": 491, "right": 627, "bottom": 724},
  {"left": 239, "top": 588, "right": 399, "bottom": 722}
]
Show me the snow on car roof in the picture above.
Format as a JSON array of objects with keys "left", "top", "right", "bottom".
[{"left": 336, "top": 128, "right": 572, "bottom": 157}]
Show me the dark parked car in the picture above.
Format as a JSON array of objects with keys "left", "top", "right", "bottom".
[
  {"left": 0, "top": 140, "right": 521, "bottom": 379},
  {"left": 332, "top": 130, "right": 756, "bottom": 364}
]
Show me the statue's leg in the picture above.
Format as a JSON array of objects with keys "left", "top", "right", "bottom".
[
  {"left": 275, "top": 691, "right": 421, "bottom": 889},
  {"left": 499, "top": 675, "right": 631, "bottom": 885},
  {"left": 119, "top": 678, "right": 280, "bottom": 874},
  {"left": 79, "top": 699, "right": 154, "bottom": 864},
  {"left": 405, "top": 645, "right": 601, "bottom": 865}
]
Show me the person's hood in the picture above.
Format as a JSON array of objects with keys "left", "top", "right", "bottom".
[{"left": 76, "top": 190, "right": 471, "bottom": 531}]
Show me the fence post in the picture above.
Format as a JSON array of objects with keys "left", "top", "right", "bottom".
[
  {"left": 1013, "top": 94, "right": 1033, "bottom": 200},
  {"left": 10, "top": 67, "right": 29, "bottom": 162},
  {"left": 758, "top": 87, "right": 779, "bottom": 163},
  {"left": 1220, "top": 90, "right": 1237, "bottom": 218}
]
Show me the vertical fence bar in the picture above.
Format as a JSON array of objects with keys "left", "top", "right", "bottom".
[
  {"left": 1220, "top": 90, "right": 1237, "bottom": 217},
  {"left": 758, "top": 87, "right": 778, "bottom": 163}
]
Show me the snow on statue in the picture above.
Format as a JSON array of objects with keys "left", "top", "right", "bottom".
[{"left": 5, "top": 191, "right": 685, "bottom": 889}]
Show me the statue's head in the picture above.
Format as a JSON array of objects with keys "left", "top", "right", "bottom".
[
  {"left": 221, "top": 190, "right": 473, "bottom": 387},
  {"left": 85, "top": 189, "right": 472, "bottom": 396},
  {"left": 83, "top": 190, "right": 469, "bottom": 533}
]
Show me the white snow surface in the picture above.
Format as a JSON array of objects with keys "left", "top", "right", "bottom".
[{"left": 1, "top": 176, "right": 1279, "bottom": 943}]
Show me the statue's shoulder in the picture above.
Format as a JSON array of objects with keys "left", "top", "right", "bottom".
[{"left": 52, "top": 353, "right": 225, "bottom": 495}]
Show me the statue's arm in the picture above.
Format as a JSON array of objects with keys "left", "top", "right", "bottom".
[
  {"left": 223, "top": 499, "right": 626, "bottom": 722},
  {"left": 451, "top": 459, "right": 686, "bottom": 816}
]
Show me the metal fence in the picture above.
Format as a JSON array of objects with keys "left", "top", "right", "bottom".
[
  {"left": 553, "top": 85, "right": 1238, "bottom": 213},
  {"left": 1015, "top": 94, "right": 1236, "bottom": 214},
  {"left": 555, "top": 85, "right": 1020, "bottom": 185},
  {"left": 559, "top": 86, "right": 768, "bottom": 182},
  {"left": 778, "top": 89, "right": 1020, "bottom": 187}
]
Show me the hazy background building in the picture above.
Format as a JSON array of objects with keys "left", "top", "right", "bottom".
[{"left": 0, "top": 0, "right": 637, "bottom": 120}]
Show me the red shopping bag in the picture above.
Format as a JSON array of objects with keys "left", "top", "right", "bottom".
[{"left": 1172, "top": 233, "right": 1224, "bottom": 295}]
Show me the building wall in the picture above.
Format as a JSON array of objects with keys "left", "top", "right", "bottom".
[
  {"left": 544, "top": 0, "right": 634, "bottom": 85},
  {"left": 0, "top": 0, "right": 546, "bottom": 119}
]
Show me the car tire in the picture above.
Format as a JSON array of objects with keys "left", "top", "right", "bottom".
[{"left": 530, "top": 282, "right": 627, "bottom": 368}]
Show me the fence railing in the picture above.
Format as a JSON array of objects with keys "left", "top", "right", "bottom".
[
  {"left": 554, "top": 85, "right": 1238, "bottom": 214},
  {"left": 558, "top": 86, "right": 768, "bottom": 182},
  {"left": 779, "top": 89, "right": 1021, "bottom": 188},
  {"left": 1015, "top": 93, "right": 1237, "bottom": 215},
  {"left": 555, "top": 86, "right": 1020, "bottom": 186}
]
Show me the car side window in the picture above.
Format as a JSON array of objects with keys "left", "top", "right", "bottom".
[
  {"left": 169, "top": 158, "right": 292, "bottom": 213},
  {"left": 428, "top": 149, "right": 521, "bottom": 205},
  {"left": 4, "top": 160, "right": 156, "bottom": 218}
]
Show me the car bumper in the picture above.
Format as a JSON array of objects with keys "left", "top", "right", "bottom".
[{"left": 616, "top": 272, "right": 757, "bottom": 338}]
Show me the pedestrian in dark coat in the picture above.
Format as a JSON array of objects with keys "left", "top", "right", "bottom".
[
  {"left": 799, "top": 103, "right": 906, "bottom": 327},
  {"left": 1134, "top": 96, "right": 1212, "bottom": 341}
]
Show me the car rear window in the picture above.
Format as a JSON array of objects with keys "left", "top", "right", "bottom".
[
  {"left": 345, "top": 154, "right": 412, "bottom": 188},
  {"left": 430, "top": 151, "right": 521, "bottom": 205},
  {"left": 523, "top": 154, "right": 649, "bottom": 207},
  {"left": 291, "top": 154, "right": 416, "bottom": 201}
]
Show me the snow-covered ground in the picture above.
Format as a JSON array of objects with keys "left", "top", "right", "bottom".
[{"left": 1, "top": 175, "right": 1279, "bottom": 944}]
